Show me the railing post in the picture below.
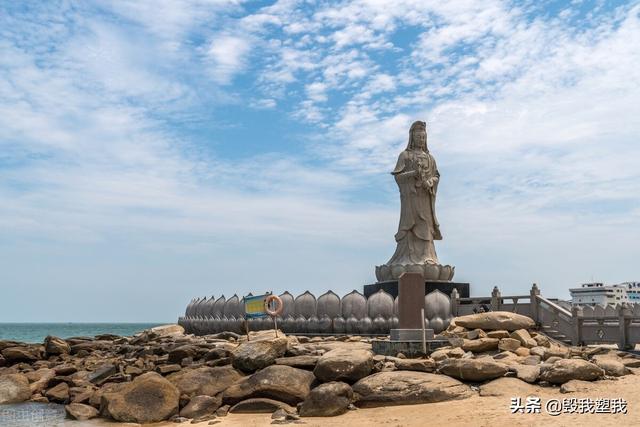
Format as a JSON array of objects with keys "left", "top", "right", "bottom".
[
  {"left": 571, "top": 304, "right": 582, "bottom": 346},
  {"left": 491, "top": 286, "right": 501, "bottom": 311},
  {"left": 450, "top": 288, "right": 459, "bottom": 317},
  {"left": 618, "top": 303, "right": 632, "bottom": 350},
  {"left": 530, "top": 283, "right": 540, "bottom": 324}
]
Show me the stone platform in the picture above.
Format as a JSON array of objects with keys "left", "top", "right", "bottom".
[
  {"left": 390, "top": 328, "right": 435, "bottom": 341},
  {"left": 364, "top": 280, "right": 470, "bottom": 299}
]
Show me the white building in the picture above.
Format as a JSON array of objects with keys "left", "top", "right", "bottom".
[
  {"left": 620, "top": 282, "right": 640, "bottom": 302},
  {"left": 570, "top": 282, "right": 629, "bottom": 305}
]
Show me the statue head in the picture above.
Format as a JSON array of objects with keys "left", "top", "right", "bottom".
[{"left": 407, "top": 121, "right": 427, "bottom": 152}]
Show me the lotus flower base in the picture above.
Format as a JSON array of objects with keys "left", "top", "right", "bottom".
[{"left": 375, "top": 262, "right": 455, "bottom": 282}]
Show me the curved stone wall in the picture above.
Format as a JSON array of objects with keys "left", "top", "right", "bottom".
[{"left": 178, "top": 289, "right": 451, "bottom": 336}]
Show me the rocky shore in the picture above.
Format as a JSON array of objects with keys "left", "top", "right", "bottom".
[{"left": 1, "top": 312, "right": 639, "bottom": 425}]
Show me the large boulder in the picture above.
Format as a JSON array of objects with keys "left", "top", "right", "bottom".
[
  {"left": 65, "top": 403, "right": 99, "bottom": 421},
  {"left": 462, "top": 338, "right": 499, "bottom": 353},
  {"left": 479, "top": 377, "right": 541, "bottom": 397},
  {"left": 510, "top": 329, "right": 537, "bottom": 348},
  {"left": 438, "top": 358, "right": 508, "bottom": 382},
  {"left": 592, "top": 353, "right": 631, "bottom": 377},
  {"left": 167, "top": 366, "right": 243, "bottom": 398},
  {"left": 0, "top": 373, "right": 31, "bottom": 404},
  {"left": 168, "top": 345, "right": 200, "bottom": 364},
  {"left": 101, "top": 372, "right": 180, "bottom": 423},
  {"left": 44, "top": 336, "right": 70, "bottom": 356},
  {"left": 275, "top": 355, "right": 319, "bottom": 369},
  {"left": 313, "top": 348, "right": 373, "bottom": 382},
  {"left": 45, "top": 382, "right": 70, "bottom": 403},
  {"left": 389, "top": 357, "right": 436, "bottom": 373},
  {"left": 299, "top": 382, "right": 353, "bottom": 417},
  {"left": 150, "top": 324, "right": 185, "bottom": 337},
  {"left": 1, "top": 346, "right": 41, "bottom": 363},
  {"left": 512, "top": 364, "right": 540, "bottom": 383},
  {"left": 229, "top": 398, "right": 295, "bottom": 414},
  {"left": 180, "top": 395, "right": 222, "bottom": 419},
  {"left": 498, "top": 338, "right": 521, "bottom": 352},
  {"left": 26, "top": 368, "right": 56, "bottom": 394},
  {"left": 539, "top": 359, "right": 604, "bottom": 384},
  {"left": 593, "top": 357, "right": 630, "bottom": 377},
  {"left": 454, "top": 312, "right": 535, "bottom": 331},
  {"left": 352, "top": 371, "right": 471, "bottom": 408},
  {"left": 231, "top": 337, "right": 288, "bottom": 372},
  {"left": 223, "top": 365, "right": 315, "bottom": 406}
]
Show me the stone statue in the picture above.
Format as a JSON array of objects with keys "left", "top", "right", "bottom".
[{"left": 376, "top": 121, "right": 454, "bottom": 282}]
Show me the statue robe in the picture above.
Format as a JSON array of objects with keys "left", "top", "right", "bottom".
[{"left": 387, "top": 149, "right": 442, "bottom": 266}]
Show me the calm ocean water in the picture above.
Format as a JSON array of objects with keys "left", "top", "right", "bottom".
[{"left": 0, "top": 323, "right": 164, "bottom": 343}]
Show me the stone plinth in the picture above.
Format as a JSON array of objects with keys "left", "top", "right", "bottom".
[
  {"left": 397, "top": 273, "right": 425, "bottom": 329},
  {"left": 390, "top": 329, "right": 434, "bottom": 341}
]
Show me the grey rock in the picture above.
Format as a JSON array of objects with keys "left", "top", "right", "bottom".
[
  {"left": 88, "top": 364, "right": 117, "bottom": 385},
  {"left": 539, "top": 359, "right": 604, "bottom": 384},
  {"left": 65, "top": 403, "right": 99, "bottom": 421},
  {"left": 593, "top": 358, "right": 630, "bottom": 377},
  {"left": 352, "top": 371, "right": 472, "bottom": 408},
  {"left": 313, "top": 348, "right": 373, "bottom": 382},
  {"left": 0, "top": 373, "right": 31, "bottom": 404},
  {"left": 299, "top": 381, "right": 353, "bottom": 417},
  {"left": 498, "top": 338, "right": 521, "bottom": 352},
  {"left": 223, "top": 365, "right": 315, "bottom": 406},
  {"left": 167, "top": 366, "right": 243, "bottom": 398},
  {"left": 438, "top": 358, "right": 508, "bottom": 382},
  {"left": 479, "top": 377, "right": 540, "bottom": 397},
  {"left": 230, "top": 398, "right": 295, "bottom": 414},
  {"left": 180, "top": 395, "right": 222, "bottom": 419},
  {"left": 232, "top": 338, "right": 288, "bottom": 372},
  {"left": 513, "top": 364, "right": 540, "bottom": 383},
  {"left": 275, "top": 355, "right": 319, "bottom": 369},
  {"left": 44, "top": 336, "right": 71, "bottom": 356},
  {"left": 101, "top": 372, "right": 180, "bottom": 423},
  {"left": 45, "top": 382, "right": 70, "bottom": 403},
  {"left": 560, "top": 379, "right": 595, "bottom": 393},
  {"left": 462, "top": 338, "right": 499, "bottom": 353},
  {"left": 454, "top": 312, "right": 535, "bottom": 331},
  {"left": 1, "top": 346, "right": 41, "bottom": 363}
]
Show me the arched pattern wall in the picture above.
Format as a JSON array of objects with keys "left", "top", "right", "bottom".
[{"left": 178, "top": 289, "right": 450, "bottom": 335}]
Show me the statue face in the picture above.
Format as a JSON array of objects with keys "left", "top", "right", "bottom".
[{"left": 412, "top": 129, "right": 427, "bottom": 151}]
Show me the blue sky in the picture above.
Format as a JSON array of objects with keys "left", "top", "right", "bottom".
[{"left": 1, "top": 0, "right": 639, "bottom": 322}]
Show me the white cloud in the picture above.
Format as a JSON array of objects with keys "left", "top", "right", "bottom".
[{"left": 206, "top": 34, "right": 252, "bottom": 84}]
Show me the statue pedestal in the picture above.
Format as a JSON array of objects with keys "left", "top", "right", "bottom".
[
  {"left": 364, "top": 280, "right": 470, "bottom": 299},
  {"left": 390, "top": 328, "right": 435, "bottom": 341}
]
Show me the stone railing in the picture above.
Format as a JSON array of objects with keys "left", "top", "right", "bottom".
[
  {"left": 449, "top": 283, "right": 640, "bottom": 350},
  {"left": 178, "top": 289, "right": 454, "bottom": 336}
]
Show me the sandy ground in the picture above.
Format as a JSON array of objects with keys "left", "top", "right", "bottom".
[
  {"left": 53, "top": 374, "right": 639, "bottom": 427},
  {"left": 152, "top": 371, "right": 639, "bottom": 427}
]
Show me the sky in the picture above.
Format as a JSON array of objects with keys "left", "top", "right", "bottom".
[{"left": 1, "top": 0, "right": 639, "bottom": 322}]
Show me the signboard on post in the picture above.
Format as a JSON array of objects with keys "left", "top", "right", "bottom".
[
  {"left": 243, "top": 293, "right": 284, "bottom": 338},
  {"left": 244, "top": 294, "right": 269, "bottom": 319}
]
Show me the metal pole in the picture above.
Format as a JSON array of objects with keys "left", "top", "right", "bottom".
[
  {"left": 273, "top": 315, "right": 278, "bottom": 338},
  {"left": 421, "top": 308, "right": 426, "bottom": 355},
  {"left": 245, "top": 318, "right": 250, "bottom": 341}
]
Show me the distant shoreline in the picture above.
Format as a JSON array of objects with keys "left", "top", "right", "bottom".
[{"left": 0, "top": 323, "right": 166, "bottom": 343}]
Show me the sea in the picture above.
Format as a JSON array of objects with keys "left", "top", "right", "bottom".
[
  {"left": 0, "top": 323, "right": 165, "bottom": 343},
  {"left": 1, "top": 323, "right": 170, "bottom": 426}
]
